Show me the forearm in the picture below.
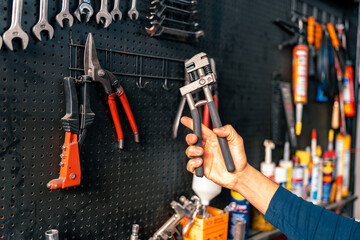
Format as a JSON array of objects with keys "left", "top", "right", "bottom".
[{"left": 232, "top": 164, "right": 279, "bottom": 214}]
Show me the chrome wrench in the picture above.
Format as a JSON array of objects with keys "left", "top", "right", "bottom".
[
  {"left": 110, "top": 0, "right": 122, "bottom": 21},
  {"left": 32, "top": 0, "right": 54, "bottom": 41},
  {"left": 3, "top": 0, "right": 29, "bottom": 50},
  {"left": 74, "top": 0, "right": 94, "bottom": 23},
  {"left": 96, "top": 0, "right": 112, "bottom": 28},
  {"left": 128, "top": 0, "right": 139, "bottom": 20},
  {"left": 56, "top": 0, "right": 74, "bottom": 28}
]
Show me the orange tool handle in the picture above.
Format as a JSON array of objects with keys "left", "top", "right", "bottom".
[
  {"left": 116, "top": 87, "right": 139, "bottom": 137},
  {"left": 307, "top": 16, "right": 315, "bottom": 44},
  {"left": 108, "top": 93, "right": 124, "bottom": 143},
  {"left": 314, "top": 23, "right": 322, "bottom": 50},
  {"left": 203, "top": 104, "right": 210, "bottom": 128},
  {"left": 47, "top": 132, "right": 81, "bottom": 189},
  {"left": 327, "top": 23, "right": 339, "bottom": 48}
]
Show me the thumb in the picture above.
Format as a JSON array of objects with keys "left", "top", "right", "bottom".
[{"left": 213, "top": 125, "right": 243, "bottom": 145}]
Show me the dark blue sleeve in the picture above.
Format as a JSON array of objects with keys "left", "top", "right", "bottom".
[{"left": 264, "top": 187, "right": 360, "bottom": 240}]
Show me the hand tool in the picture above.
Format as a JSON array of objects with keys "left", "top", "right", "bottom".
[
  {"left": 279, "top": 81, "right": 297, "bottom": 146},
  {"left": 182, "top": 196, "right": 202, "bottom": 237},
  {"left": 149, "top": 15, "right": 198, "bottom": 29},
  {"left": 47, "top": 76, "right": 95, "bottom": 190},
  {"left": 151, "top": 0, "right": 198, "bottom": 8},
  {"left": 45, "top": 229, "right": 59, "bottom": 240},
  {"left": 128, "top": 0, "right": 139, "bottom": 20},
  {"left": 3, "top": 0, "right": 29, "bottom": 50},
  {"left": 56, "top": 0, "right": 74, "bottom": 28},
  {"left": 149, "top": 3, "right": 198, "bottom": 18},
  {"left": 202, "top": 58, "right": 218, "bottom": 128},
  {"left": 96, "top": 0, "right": 112, "bottom": 28},
  {"left": 223, "top": 202, "right": 236, "bottom": 213},
  {"left": 84, "top": 33, "right": 139, "bottom": 149},
  {"left": 110, "top": 0, "right": 122, "bottom": 21},
  {"left": 149, "top": 196, "right": 200, "bottom": 240},
  {"left": 130, "top": 224, "right": 140, "bottom": 240},
  {"left": 32, "top": 0, "right": 54, "bottom": 41},
  {"left": 307, "top": 16, "right": 315, "bottom": 78},
  {"left": 145, "top": 24, "right": 204, "bottom": 40},
  {"left": 233, "top": 220, "right": 246, "bottom": 240},
  {"left": 180, "top": 53, "right": 235, "bottom": 176},
  {"left": 74, "top": 0, "right": 94, "bottom": 23}
]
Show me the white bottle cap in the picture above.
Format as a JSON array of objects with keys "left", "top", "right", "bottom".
[
  {"left": 275, "top": 166, "right": 287, "bottom": 183},
  {"left": 279, "top": 160, "right": 292, "bottom": 168},
  {"left": 261, "top": 162, "right": 275, "bottom": 178}
]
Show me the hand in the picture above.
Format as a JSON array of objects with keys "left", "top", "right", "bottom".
[{"left": 181, "top": 116, "right": 249, "bottom": 190}]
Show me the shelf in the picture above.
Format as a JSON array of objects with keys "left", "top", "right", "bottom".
[{"left": 247, "top": 195, "right": 357, "bottom": 240}]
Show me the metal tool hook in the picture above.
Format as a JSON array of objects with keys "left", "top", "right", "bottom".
[
  {"left": 135, "top": 56, "right": 149, "bottom": 89},
  {"left": 162, "top": 60, "right": 171, "bottom": 90}
]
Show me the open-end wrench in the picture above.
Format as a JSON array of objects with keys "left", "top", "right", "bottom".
[
  {"left": 32, "top": 0, "right": 54, "bottom": 41},
  {"left": 145, "top": 24, "right": 204, "bottom": 40},
  {"left": 110, "top": 0, "right": 122, "bottom": 21},
  {"left": 151, "top": 0, "right": 198, "bottom": 8},
  {"left": 128, "top": 0, "right": 139, "bottom": 20},
  {"left": 150, "top": 15, "right": 198, "bottom": 28},
  {"left": 74, "top": 0, "right": 94, "bottom": 23},
  {"left": 96, "top": 0, "right": 112, "bottom": 28},
  {"left": 150, "top": 4, "right": 198, "bottom": 18},
  {"left": 56, "top": 0, "right": 74, "bottom": 28},
  {"left": 3, "top": 0, "right": 29, "bottom": 50}
]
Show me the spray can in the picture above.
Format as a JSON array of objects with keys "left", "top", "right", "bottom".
[
  {"left": 279, "top": 140, "right": 293, "bottom": 190},
  {"left": 229, "top": 190, "right": 250, "bottom": 239},
  {"left": 291, "top": 156, "right": 304, "bottom": 197},
  {"left": 322, "top": 151, "right": 335, "bottom": 202},
  {"left": 275, "top": 166, "right": 287, "bottom": 188},
  {"left": 293, "top": 20, "right": 308, "bottom": 136},
  {"left": 343, "top": 62, "right": 355, "bottom": 117},
  {"left": 261, "top": 140, "right": 275, "bottom": 180}
]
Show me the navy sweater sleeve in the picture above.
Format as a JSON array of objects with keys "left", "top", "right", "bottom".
[{"left": 264, "top": 187, "right": 360, "bottom": 240}]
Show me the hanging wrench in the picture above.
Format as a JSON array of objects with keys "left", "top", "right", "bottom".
[
  {"left": 128, "top": 0, "right": 139, "bottom": 20},
  {"left": 56, "top": 0, "right": 74, "bottom": 28},
  {"left": 32, "top": 0, "right": 54, "bottom": 41},
  {"left": 146, "top": 24, "right": 204, "bottom": 40},
  {"left": 3, "top": 0, "right": 29, "bottom": 50},
  {"left": 110, "top": 0, "right": 122, "bottom": 21},
  {"left": 96, "top": 0, "right": 112, "bottom": 28},
  {"left": 74, "top": 0, "right": 94, "bottom": 23}
]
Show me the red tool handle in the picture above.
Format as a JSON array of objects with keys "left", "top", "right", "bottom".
[
  {"left": 314, "top": 23, "right": 322, "bottom": 50},
  {"left": 108, "top": 93, "right": 124, "bottom": 148},
  {"left": 116, "top": 86, "right": 139, "bottom": 142},
  {"left": 307, "top": 16, "right": 315, "bottom": 44},
  {"left": 327, "top": 23, "right": 339, "bottom": 48},
  {"left": 203, "top": 94, "right": 219, "bottom": 128}
]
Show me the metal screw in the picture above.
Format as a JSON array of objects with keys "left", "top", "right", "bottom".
[
  {"left": 61, "top": 146, "right": 66, "bottom": 150},
  {"left": 70, "top": 173, "right": 76, "bottom": 179},
  {"left": 98, "top": 69, "right": 106, "bottom": 77},
  {"left": 59, "top": 154, "right": 65, "bottom": 158},
  {"left": 53, "top": 184, "right": 58, "bottom": 188},
  {"left": 59, "top": 162, "right": 64, "bottom": 167},
  {"left": 199, "top": 79, "right": 206, "bottom": 85}
]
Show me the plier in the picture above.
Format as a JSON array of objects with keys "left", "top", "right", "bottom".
[{"left": 84, "top": 33, "right": 139, "bottom": 149}]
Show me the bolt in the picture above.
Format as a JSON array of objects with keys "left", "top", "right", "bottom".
[
  {"left": 46, "top": 183, "right": 51, "bottom": 188},
  {"left": 53, "top": 184, "right": 58, "bottom": 188},
  {"left": 98, "top": 69, "right": 106, "bottom": 77},
  {"left": 199, "top": 79, "right": 206, "bottom": 85},
  {"left": 60, "top": 154, "right": 65, "bottom": 159},
  {"left": 61, "top": 146, "right": 66, "bottom": 150},
  {"left": 70, "top": 173, "right": 76, "bottom": 179},
  {"left": 59, "top": 162, "right": 64, "bottom": 167}
]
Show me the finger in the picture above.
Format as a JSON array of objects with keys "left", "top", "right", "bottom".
[
  {"left": 185, "top": 133, "right": 198, "bottom": 145},
  {"left": 213, "top": 125, "right": 243, "bottom": 145},
  {"left": 185, "top": 146, "right": 204, "bottom": 158},
  {"left": 186, "top": 158, "right": 203, "bottom": 173},
  {"left": 181, "top": 116, "right": 215, "bottom": 141}
]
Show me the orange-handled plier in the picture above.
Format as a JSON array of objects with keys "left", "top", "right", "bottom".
[{"left": 84, "top": 33, "right": 139, "bottom": 149}]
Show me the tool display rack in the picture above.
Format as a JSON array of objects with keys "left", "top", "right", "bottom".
[{"left": 0, "top": 0, "right": 359, "bottom": 239}]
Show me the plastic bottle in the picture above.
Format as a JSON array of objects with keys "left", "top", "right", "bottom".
[
  {"left": 275, "top": 166, "right": 287, "bottom": 188},
  {"left": 291, "top": 156, "right": 304, "bottom": 197},
  {"left": 295, "top": 150, "right": 310, "bottom": 200},
  {"left": 311, "top": 146, "right": 323, "bottom": 204},
  {"left": 322, "top": 151, "right": 334, "bottom": 202},
  {"left": 279, "top": 140, "right": 293, "bottom": 190},
  {"left": 261, "top": 140, "right": 275, "bottom": 180},
  {"left": 192, "top": 175, "right": 221, "bottom": 216},
  {"left": 228, "top": 190, "right": 250, "bottom": 239},
  {"left": 335, "top": 134, "right": 351, "bottom": 197}
]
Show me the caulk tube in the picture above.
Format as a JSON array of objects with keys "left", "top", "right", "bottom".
[
  {"left": 342, "top": 135, "right": 351, "bottom": 196},
  {"left": 261, "top": 140, "right": 275, "bottom": 180},
  {"left": 279, "top": 140, "right": 293, "bottom": 190},
  {"left": 275, "top": 166, "right": 287, "bottom": 188},
  {"left": 310, "top": 155, "right": 320, "bottom": 204},
  {"left": 291, "top": 156, "right": 304, "bottom": 197}
]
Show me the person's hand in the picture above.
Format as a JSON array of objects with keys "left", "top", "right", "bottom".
[{"left": 181, "top": 116, "right": 249, "bottom": 190}]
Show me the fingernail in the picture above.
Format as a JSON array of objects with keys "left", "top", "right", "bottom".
[
  {"left": 194, "top": 159, "right": 202, "bottom": 164},
  {"left": 195, "top": 148, "right": 202, "bottom": 154}
]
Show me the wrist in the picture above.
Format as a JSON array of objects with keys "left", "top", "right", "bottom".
[{"left": 229, "top": 163, "right": 252, "bottom": 191}]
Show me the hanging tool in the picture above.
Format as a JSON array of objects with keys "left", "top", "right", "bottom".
[
  {"left": 110, "top": 0, "right": 122, "bottom": 21},
  {"left": 202, "top": 58, "right": 218, "bottom": 128},
  {"left": 307, "top": 16, "right": 315, "bottom": 78},
  {"left": 149, "top": 196, "right": 201, "bottom": 240},
  {"left": 74, "top": 0, "right": 94, "bottom": 23},
  {"left": 146, "top": 24, "right": 204, "bottom": 40},
  {"left": 3, "top": 0, "right": 29, "bottom": 50},
  {"left": 130, "top": 224, "right": 140, "bottom": 240},
  {"left": 56, "top": 0, "right": 74, "bottom": 28},
  {"left": 84, "top": 33, "right": 140, "bottom": 149},
  {"left": 45, "top": 229, "right": 59, "bottom": 240},
  {"left": 96, "top": 0, "right": 112, "bottom": 28},
  {"left": 128, "top": 0, "right": 139, "bottom": 20},
  {"left": 32, "top": 0, "right": 54, "bottom": 41},
  {"left": 180, "top": 52, "right": 235, "bottom": 177},
  {"left": 47, "top": 76, "right": 95, "bottom": 190}
]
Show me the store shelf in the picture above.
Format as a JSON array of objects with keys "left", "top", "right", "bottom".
[{"left": 247, "top": 195, "right": 357, "bottom": 240}]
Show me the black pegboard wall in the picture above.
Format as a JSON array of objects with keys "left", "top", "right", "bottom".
[{"left": 1, "top": 0, "right": 358, "bottom": 239}]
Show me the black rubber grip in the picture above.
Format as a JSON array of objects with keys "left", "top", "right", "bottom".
[
  {"left": 61, "top": 78, "right": 79, "bottom": 134},
  {"left": 207, "top": 101, "right": 235, "bottom": 172},
  {"left": 191, "top": 108, "right": 204, "bottom": 177}
]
